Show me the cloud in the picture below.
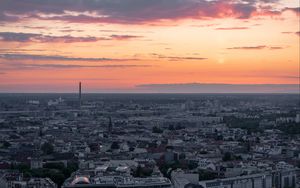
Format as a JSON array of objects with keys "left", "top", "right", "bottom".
[
  {"left": 238, "top": 74, "right": 299, "bottom": 79},
  {"left": 191, "top": 24, "right": 218, "bottom": 27},
  {"left": 152, "top": 54, "right": 207, "bottom": 61},
  {"left": 51, "top": 78, "right": 118, "bottom": 81},
  {"left": 227, "top": 45, "right": 267, "bottom": 50},
  {"left": 164, "top": 56, "right": 207, "bottom": 61},
  {"left": 59, "top": 29, "right": 84, "bottom": 33},
  {"left": 215, "top": 27, "right": 249, "bottom": 30},
  {"left": 0, "top": 62, "right": 150, "bottom": 70},
  {"left": 0, "top": 32, "right": 39, "bottom": 42},
  {"left": 284, "top": 7, "right": 300, "bottom": 15},
  {"left": 282, "top": 31, "right": 300, "bottom": 36},
  {"left": 0, "top": 48, "right": 59, "bottom": 54},
  {"left": 0, "top": 72, "right": 5, "bottom": 74},
  {"left": 0, "top": 0, "right": 285, "bottom": 24},
  {"left": 94, "top": 64, "right": 150, "bottom": 68},
  {"left": 0, "top": 32, "right": 143, "bottom": 43},
  {"left": 278, "top": 75, "right": 300, "bottom": 79},
  {"left": 0, "top": 53, "right": 135, "bottom": 62},
  {"left": 110, "top": 34, "right": 142, "bottom": 40},
  {"left": 23, "top": 26, "right": 48, "bottom": 29},
  {"left": 136, "top": 83, "right": 299, "bottom": 93},
  {"left": 0, "top": 32, "right": 99, "bottom": 43},
  {"left": 227, "top": 45, "right": 285, "bottom": 50},
  {"left": 269, "top": 46, "right": 284, "bottom": 50},
  {"left": 0, "top": 12, "right": 20, "bottom": 22}
]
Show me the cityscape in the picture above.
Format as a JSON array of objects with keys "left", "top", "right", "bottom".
[
  {"left": 0, "top": 0, "right": 299, "bottom": 187},
  {"left": 0, "top": 84, "right": 299, "bottom": 187}
]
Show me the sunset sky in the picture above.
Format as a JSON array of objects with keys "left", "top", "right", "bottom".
[{"left": 0, "top": 0, "right": 299, "bottom": 93}]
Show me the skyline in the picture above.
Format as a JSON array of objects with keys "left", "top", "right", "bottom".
[
  {"left": 0, "top": 0, "right": 299, "bottom": 93},
  {"left": 0, "top": 83, "right": 299, "bottom": 93}
]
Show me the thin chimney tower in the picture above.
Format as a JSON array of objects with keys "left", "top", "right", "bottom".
[{"left": 79, "top": 82, "right": 82, "bottom": 108}]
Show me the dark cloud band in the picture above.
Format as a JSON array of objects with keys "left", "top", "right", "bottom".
[
  {"left": 0, "top": 53, "right": 136, "bottom": 62},
  {"left": 0, "top": 0, "right": 294, "bottom": 24},
  {"left": 0, "top": 32, "right": 142, "bottom": 43},
  {"left": 0, "top": 62, "right": 150, "bottom": 70}
]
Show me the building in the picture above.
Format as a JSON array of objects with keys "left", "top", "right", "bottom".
[
  {"left": 30, "top": 158, "right": 43, "bottom": 169},
  {"left": 62, "top": 176, "right": 172, "bottom": 188},
  {"left": 171, "top": 169, "right": 200, "bottom": 188},
  {"left": 63, "top": 159, "right": 172, "bottom": 188},
  {"left": 198, "top": 169, "right": 298, "bottom": 188},
  {"left": 0, "top": 172, "right": 56, "bottom": 188}
]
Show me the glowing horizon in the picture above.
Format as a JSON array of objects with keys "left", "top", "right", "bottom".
[{"left": 0, "top": 0, "right": 299, "bottom": 93}]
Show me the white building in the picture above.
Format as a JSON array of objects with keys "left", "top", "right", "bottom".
[{"left": 171, "top": 169, "right": 199, "bottom": 188}]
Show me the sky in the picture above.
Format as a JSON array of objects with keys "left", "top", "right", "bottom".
[{"left": 0, "top": 0, "right": 299, "bottom": 93}]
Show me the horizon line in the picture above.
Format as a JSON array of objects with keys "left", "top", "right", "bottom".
[{"left": 0, "top": 92, "right": 299, "bottom": 94}]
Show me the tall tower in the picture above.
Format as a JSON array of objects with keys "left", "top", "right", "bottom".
[{"left": 79, "top": 82, "right": 82, "bottom": 108}]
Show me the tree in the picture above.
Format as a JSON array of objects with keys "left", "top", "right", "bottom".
[
  {"left": 256, "top": 137, "right": 260, "bottom": 143},
  {"left": 129, "top": 147, "right": 135, "bottom": 152},
  {"left": 199, "top": 170, "right": 218, "bottom": 181},
  {"left": 41, "top": 142, "right": 54, "bottom": 155},
  {"left": 168, "top": 124, "right": 175, "bottom": 131},
  {"left": 39, "top": 129, "right": 44, "bottom": 137},
  {"left": 64, "top": 161, "right": 78, "bottom": 176},
  {"left": 222, "top": 152, "right": 232, "bottom": 161},
  {"left": 133, "top": 165, "right": 153, "bottom": 178},
  {"left": 111, "top": 141, "right": 120, "bottom": 150},
  {"left": 175, "top": 124, "right": 185, "bottom": 130},
  {"left": 148, "top": 142, "right": 158, "bottom": 148},
  {"left": 13, "top": 163, "right": 30, "bottom": 172},
  {"left": 31, "top": 168, "right": 65, "bottom": 187},
  {"left": 152, "top": 126, "right": 163, "bottom": 133},
  {"left": 134, "top": 165, "right": 142, "bottom": 177},
  {"left": 1, "top": 141, "right": 11, "bottom": 148},
  {"left": 179, "top": 153, "right": 186, "bottom": 160},
  {"left": 223, "top": 116, "right": 261, "bottom": 133},
  {"left": 246, "top": 141, "right": 251, "bottom": 152},
  {"left": 44, "top": 162, "right": 64, "bottom": 170},
  {"left": 188, "top": 162, "right": 198, "bottom": 170}
]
